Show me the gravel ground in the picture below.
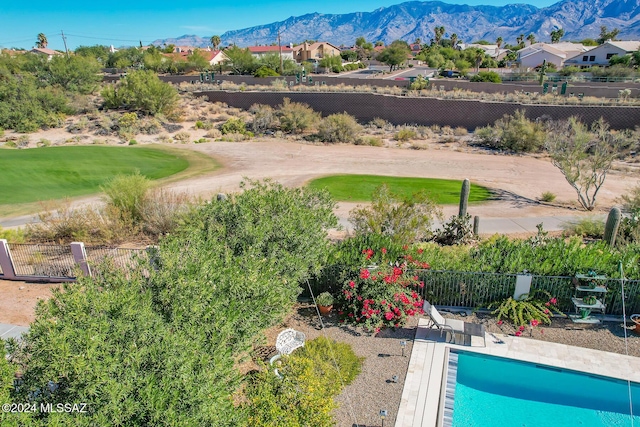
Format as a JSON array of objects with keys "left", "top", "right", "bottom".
[{"left": 270, "top": 304, "right": 640, "bottom": 427}]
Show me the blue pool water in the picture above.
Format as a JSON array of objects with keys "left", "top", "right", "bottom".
[{"left": 452, "top": 351, "right": 640, "bottom": 427}]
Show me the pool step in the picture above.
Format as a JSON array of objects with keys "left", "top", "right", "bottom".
[{"left": 442, "top": 351, "right": 459, "bottom": 427}]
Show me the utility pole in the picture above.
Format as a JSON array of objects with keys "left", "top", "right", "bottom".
[
  {"left": 61, "top": 30, "right": 69, "bottom": 58},
  {"left": 278, "top": 30, "right": 283, "bottom": 74}
]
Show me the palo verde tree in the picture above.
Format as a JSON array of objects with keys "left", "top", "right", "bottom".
[
  {"left": 545, "top": 117, "right": 628, "bottom": 211},
  {"left": 377, "top": 40, "right": 411, "bottom": 71},
  {"left": 101, "top": 69, "right": 180, "bottom": 117},
  {"left": 223, "top": 45, "right": 257, "bottom": 74}
]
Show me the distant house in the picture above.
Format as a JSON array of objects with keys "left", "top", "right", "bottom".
[
  {"left": 564, "top": 40, "right": 640, "bottom": 68},
  {"left": 29, "top": 47, "right": 63, "bottom": 60},
  {"left": 247, "top": 46, "right": 294, "bottom": 61},
  {"left": 409, "top": 43, "right": 422, "bottom": 56},
  {"left": 292, "top": 42, "right": 341, "bottom": 62},
  {"left": 458, "top": 43, "right": 509, "bottom": 61},
  {"left": 162, "top": 49, "right": 228, "bottom": 67},
  {"left": 517, "top": 42, "right": 592, "bottom": 69}
]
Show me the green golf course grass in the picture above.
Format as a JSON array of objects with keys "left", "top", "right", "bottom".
[
  {"left": 307, "top": 175, "right": 492, "bottom": 203},
  {"left": 0, "top": 145, "right": 219, "bottom": 216}
]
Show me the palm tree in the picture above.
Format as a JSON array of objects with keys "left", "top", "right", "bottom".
[
  {"left": 496, "top": 37, "right": 503, "bottom": 49},
  {"left": 516, "top": 34, "right": 524, "bottom": 48},
  {"left": 434, "top": 26, "right": 445, "bottom": 46},
  {"left": 550, "top": 28, "right": 564, "bottom": 44},
  {"left": 451, "top": 33, "right": 458, "bottom": 49},
  {"left": 526, "top": 33, "right": 536, "bottom": 45},
  {"left": 35, "top": 33, "right": 48, "bottom": 49},
  {"left": 210, "top": 35, "right": 221, "bottom": 50}
]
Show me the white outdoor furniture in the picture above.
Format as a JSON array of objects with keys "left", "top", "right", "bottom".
[
  {"left": 423, "top": 301, "right": 485, "bottom": 347},
  {"left": 275, "top": 328, "right": 306, "bottom": 355}
]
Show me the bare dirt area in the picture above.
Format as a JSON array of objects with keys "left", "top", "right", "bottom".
[{"left": 0, "top": 280, "right": 58, "bottom": 326}]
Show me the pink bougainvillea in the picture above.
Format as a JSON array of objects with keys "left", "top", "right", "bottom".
[{"left": 337, "top": 247, "right": 427, "bottom": 332}]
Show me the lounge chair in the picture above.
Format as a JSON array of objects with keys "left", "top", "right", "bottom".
[{"left": 423, "top": 301, "right": 485, "bottom": 346}]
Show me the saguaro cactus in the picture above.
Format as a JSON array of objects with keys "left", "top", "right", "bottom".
[
  {"left": 473, "top": 215, "right": 480, "bottom": 235},
  {"left": 604, "top": 207, "right": 621, "bottom": 248},
  {"left": 459, "top": 179, "right": 470, "bottom": 218}
]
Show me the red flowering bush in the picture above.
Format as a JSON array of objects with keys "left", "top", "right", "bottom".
[{"left": 337, "top": 248, "right": 428, "bottom": 333}]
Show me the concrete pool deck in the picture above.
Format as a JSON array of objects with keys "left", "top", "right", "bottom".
[{"left": 396, "top": 317, "right": 640, "bottom": 427}]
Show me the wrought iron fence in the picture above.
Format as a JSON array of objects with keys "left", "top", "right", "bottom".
[
  {"left": 419, "top": 270, "right": 517, "bottom": 308},
  {"left": 84, "top": 247, "right": 147, "bottom": 275},
  {"left": 309, "top": 267, "right": 640, "bottom": 316},
  {"left": 8, "top": 243, "right": 77, "bottom": 278}
]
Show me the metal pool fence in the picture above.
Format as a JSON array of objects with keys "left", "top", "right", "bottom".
[{"left": 308, "top": 266, "right": 640, "bottom": 317}]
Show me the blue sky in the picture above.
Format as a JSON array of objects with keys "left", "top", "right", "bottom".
[{"left": 1, "top": 0, "right": 558, "bottom": 51}]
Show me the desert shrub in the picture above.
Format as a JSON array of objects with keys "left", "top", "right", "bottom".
[
  {"left": 0, "top": 72, "right": 72, "bottom": 132},
  {"left": 193, "top": 137, "right": 208, "bottom": 143},
  {"left": 540, "top": 191, "right": 556, "bottom": 202},
  {"left": 368, "top": 117, "right": 389, "bottom": 129},
  {"left": 473, "top": 110, "right": 546, "bottom": 152},
  {"left": 349, "top": 184, "right": 442, "bottom": 243},
  {"left": 244, "top": 337, "right": 361, "bottom": 426},
  {"left": 3, "top": 141, "right": 16, "bottom": 148},
  {"left": 562, "top": 217, "right": 604, "bottom": 239},
  {"left": 16, "top": 135, "right": 29, "bottom": 148},
  {"left": 245, "top": 358, "right": 335, "bottom": 427},
  {"left": 173, "top": 131, "right": 191, "bottom": 143},
  {"left": 101, "top": 171, "right": 151, "bottom": 225},
  {"left": 140, "top": 188, "right": 194, "bottom": 238},
  {"left": 394, "top": 128, "right": 417, "bottom": 142},
  {"left": 409, "top": 75, "right": 429, "bottom": 90},
  {"left": 204, "top": 129, "right": 222, "bottom": 138},
  {"left": 355, "top": 136, "right": 384, "bottom": 146},
  {"left": 453, "top": 127, "right": 468, "bottom": 136},
  {"left": 470, "top": 71, "right": 502, "bottom": 83},
  {"left": 249, "top": 104, "right": 277, "bottom": 133},
  {"left": 619, "top": 184, "right": 640, "bottom": 214},
  {"left": 66, "top": 117, "right": 89, "bottom": 133},
  {"left": 37, "top": 138, "right": 51, "bottom": 148},
  {"left": 317, "top": 112, "right": 362, "bottom": 143},
  {"left": 101, "top": 70, "right": 180, "bottom": 117},
  {"left": 26, "top": 202, "right": 121, "bottom": 244},
  {"left": 128, "top": 139, "right": 137, "bottom": 145},
  {"left": 0, "top": 226, "right": 26, "bottom": 243},
  {"left": 253, "top": 66, "right": 279, "bottom": 77},
  {"left": 194, "top": 120, "right": 205, "bottom": 129},
  {"left": 219, "top": 117, "right": 248, "bottom": 135},
  {"left": 118, "top": 112, "right": 138, "bottom": 129},
  {"left": 409, "top": 143, "right": 428, "bottom": 150},
  {"left": 277, "top": 98, "right": 320, "bottom": 134},
  {"left": 294, "top": 336, "right": 362, "bottom": 388}
]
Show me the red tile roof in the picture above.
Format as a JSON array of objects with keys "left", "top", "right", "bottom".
[{"left": 247, "top": 46, "right": 293, "bottom": 53}]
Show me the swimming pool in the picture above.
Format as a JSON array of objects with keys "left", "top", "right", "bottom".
[{"left": 449, "top": 350, "right": 640, "bottom": 427}]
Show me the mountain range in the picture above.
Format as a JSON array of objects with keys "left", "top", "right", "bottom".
[{"left": 153, "top": 0, "right": 640, "bottom": 48}]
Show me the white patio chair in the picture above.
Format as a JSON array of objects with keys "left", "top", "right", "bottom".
[{"left": 275, "top": 328, "right": 306, "bottom": 355}]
